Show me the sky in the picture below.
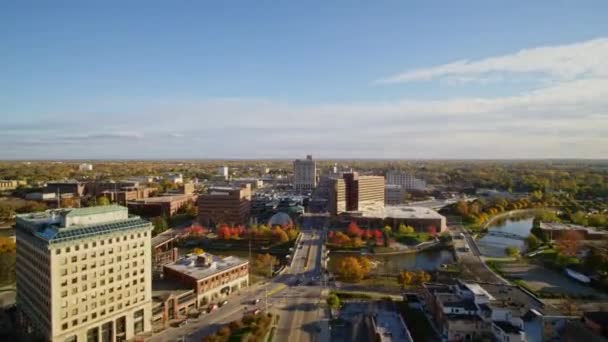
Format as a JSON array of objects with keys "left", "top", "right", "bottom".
[{"left": 1, "top": 1, "right": 608, "bottom": 159}]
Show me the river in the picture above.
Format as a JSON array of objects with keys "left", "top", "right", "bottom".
[
  {"left": 476, "top": 214, "right": 535, "bottom": 257},
  {"left": 328, "top": 248, "right": 455, "bottom": 275}
]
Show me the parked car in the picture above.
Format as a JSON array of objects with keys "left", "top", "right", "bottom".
[
  {"left": 252, "top": 298, "right": 260, "bottom": 304},
  {"left": 207, "top": 304, "right": 218, "bottom": 313},
  {"left": 178, "top": 319, "right": 188, "bottom": 327},
  {"left": 219, "top": 300, "right": 228, "bottom": 307}
]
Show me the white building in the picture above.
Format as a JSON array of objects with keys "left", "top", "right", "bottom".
[
  {"left": 218, "top": 166, "right": 229, "bottom": 180},
  {"left": 386, "top": 170, "right": 426, "bottom": 191},
  {"left": 293, "top": 155, "right": 317, "bottom": 192},
  {"left": 78, "top": 163, "right": 93, "bottom": 172},
  {"left": 15, "top": 205, "right": 153, "bottom": 342},
  {"left": 166, "top": 173, "right": 183, "bottom": 184}
]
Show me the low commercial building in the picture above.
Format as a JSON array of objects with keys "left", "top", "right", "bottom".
[
  {"left": 422, "top": 280, "right": 558, "bottom": 342},
  {"left": 0, "top": 179, "right": 26, "bottom": 191},
  {"left": 198, "top": 184, "right": 251, "bottom": 226},
  {"left": 127, "top": 194, "right": 196, "bottom": 218},
  {"left": 539, "top": 222, "right": 608, "bottom": 240},
  {"left": 78, "top": 163, "right": 93, "bottom": 172},
  {"left": 44, "top": 181, "right": 86, "bottom": 197},
  {"left": 337, "top": 205, "right": 447, "bottom": 233},
  {"left": 152, "top": 253, "right": 249, "bottom": 325}
]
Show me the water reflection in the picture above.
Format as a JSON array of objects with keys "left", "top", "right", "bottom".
[
  {"left": 329, "top": 249, "right": 454, "bottom": 275},
  {"left": 477, "top": 215, "right": 535, "bottom": 257}
]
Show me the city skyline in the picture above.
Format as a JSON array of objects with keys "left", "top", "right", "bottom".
[{"left": 2, "top": 1, "right": 608, "bottom": 159}]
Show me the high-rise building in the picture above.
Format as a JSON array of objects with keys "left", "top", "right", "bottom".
[
  {"left": 198, "top": 184, "right": 251, "bottom": 226},
  {"left": 15, "top": 205, "right": 153, "bottom": 342},
  {"left": 293, "top": 155, "right": 317, "bottom": 192},
  {"left": 386, "top": 170, "right": 426, "bottom": 191},
  {"left": 218, "top": 166, "right": 229, "bottom": 180},
  {"left": 328, "top": 172, "right": 384, "bottom": 215}
]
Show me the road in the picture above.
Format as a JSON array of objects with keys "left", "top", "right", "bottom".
[{"left": 149, "top": 227, "right": 329, "bottom": 342}]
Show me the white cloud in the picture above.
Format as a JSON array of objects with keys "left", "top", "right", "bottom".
[{"left": 376, "top": 37, "right": 608, "bottom": 84}]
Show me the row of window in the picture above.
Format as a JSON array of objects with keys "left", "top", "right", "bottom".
[
  {"left": 61, "top": 276, "right": 145, "bottom": 298},
  {"left": 60, "top": 257, "right": 144, "bottom": 277},
  {"left": 59, "top": 244, "right": 146, "bottom": 265},
  {"left": 55, "top": 232, "right": 148, "bottom": 255},
  {"left": 60, "top": 296, "right": 146, "bottom": 331}
]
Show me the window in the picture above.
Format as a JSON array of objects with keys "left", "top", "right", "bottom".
[
  {"left": 61, "top": 311, "right": 68, "bottom": 319},
  {"left": 61, "top": 290, "right": 68, "bottom": 298},
  {"left": 72, "top": 308, "right": 78, "bottom": 316},
  {"left": 92, "top": 312, "right": 97, "bottom": 319},
  {"left": 72, "top": 319, "right": 77, "bottom": 327},
  {"left": 62, "top": 323, "right": 68, "bottom": 330},
  {"left": 66, "top": 247, "right": 71, "bottom": 253},
  {"left": 72, "top": 278, "right": 77, "bottom": 284},
  {"left": 84, "top": 243, "right": 88, "bottom": 249},
  {"left": 134, "top": 309, "right": 144, "bottom": 334},
  {"left": 61, "top": 269, "right": 68, "bottom": 276},
  {"left": 56, "top": 249, "right": 61, "bottom": 255},
  {"left": 75, "top": 245, "right": 79, "bottom": 251}
]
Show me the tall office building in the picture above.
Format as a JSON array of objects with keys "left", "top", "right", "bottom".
[
  {"left": 16, "top": 205, "right": 153, "bottom": 342},
  {"left": 218, "top": 166, "right": 229, "bottom": 180},
  {"left": 329, "top": 172, "right": 384, "bottom": 215},
  {"left": 386, "top": 170, "right": 427, "bottom": 191},
  {"left": 293, "top": 155, "right": 317, "bottom": 192},
  {"left": 198, "top": 184, "right": 252, "bottom": 226}
]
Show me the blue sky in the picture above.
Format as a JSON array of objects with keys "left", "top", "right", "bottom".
[{"left": 2, "top": 1, "right": 608, "bottom": 159}]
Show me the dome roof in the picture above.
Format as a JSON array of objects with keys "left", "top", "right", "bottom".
[{"left": 268, "top": 212, "right": 293, "bottom": 227}]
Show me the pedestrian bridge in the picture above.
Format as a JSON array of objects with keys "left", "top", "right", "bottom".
[{"left": 484, "top": 231, "right": 526, "bottom": 241}]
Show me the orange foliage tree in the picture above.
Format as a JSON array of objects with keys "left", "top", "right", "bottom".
[{"left": 555, "top": 230, "right": 583, "bottom": 257}]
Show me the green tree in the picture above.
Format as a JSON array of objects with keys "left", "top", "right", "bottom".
[
  {"left": 525, "top": 234, "right": 541, "bottom": 251},
  {"left": 398, "top": 224, "right": 414, "bottom": 235},
  {"left": 326, "top": 293, "right": 341, "bottom": 309},
  {"left": 505, "top": 246, "right": 520, "bottom": 259},
  {"left": 570, "top": 211, "right": 588, "bottom": 226},
  {"left": 151, "top": 216, "right": 168, "bottom": 236},
  {"left": 97, "top": 196, "right": 111, "bottom": 206},
  {"left": 252, "top": 253, "right": 277, "bottom": 277}
]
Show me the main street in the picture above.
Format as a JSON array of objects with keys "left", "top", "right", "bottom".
[{"left": 149, "top": 226, "right": 329, "bottom": 342}]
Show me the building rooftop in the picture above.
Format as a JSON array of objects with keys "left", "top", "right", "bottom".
[
  {"left": 164, "top": 253, "right": 248, "bottom": 281},
  {"left": 129, "top": 195, "right": 192, "bottom": 204},
  {"left": 493, "top": 321, "right": 523, "bottom": 334},
  {"left": 15, "top": 205, "right": 151, "bottom": 244},
  {"left": 356, "top": 205, "right": 445, "bottom": 220}
]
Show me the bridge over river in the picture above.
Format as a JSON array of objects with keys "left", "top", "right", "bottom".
[{"left": 483, "top": 231, "right": 526, "bottom": 241}]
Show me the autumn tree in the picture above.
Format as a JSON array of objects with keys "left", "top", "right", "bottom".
[
  {"left": 217, "top": 225, "right": 232, "bottom": 239},
  {"left": 191, "top": 248, "right": 205, "bottom": 255},
  {"left": 346, "top": 221, "right": 363, "bottom": 237},
  {"left": 252, "top": 253, "right": 277, "bottom": 277},
  {"left": 414, "top": 270, "right": 432, "bottom": 284},
  {"left": 398, "top": 270, "right": 414, "bottom": 287},
  {"left": 555, "top": 230, "right": 583, "bottom": 257},
  {"left": 272, "top": 227, "right": 289, "bottom": 243},
  {"left": 336, "top": 256, "right": 370, "bottom": 282}
]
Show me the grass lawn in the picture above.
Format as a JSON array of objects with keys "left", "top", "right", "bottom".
[{"left": 359, "top": 276, "right": 402, "bottom": 291}]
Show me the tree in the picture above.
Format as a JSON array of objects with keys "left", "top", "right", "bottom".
[
  {"left": 272, "top": 227, "right": 289, "bottom": 243},
  {"left": 414, "top": 270, "right": 432, "bottom": 284},
  {"left": 505, "top": 246, "right": 520, "bottom": 259},
  {"left": 0, "top": 202, "right": 15, "bottom": 221},
  {"left": 346, "top": 221, "right": 363, "bottom": 237},
  {"left": 326, "top": 293, "right": 341, "bottom": 309},
  {"left": 15, "top": 201, "right": 47, "bottom": 213},
  {"left": 60, "top": 197, "right": 76, "bottom": 208},
  {"left": 525, "top": 234, "right": 541, "bottom": 251},
  {"left": 398, "top": 224, "right": 414, "bottom": 235},
  {"left": 427, "top": 226, "right": 437, "bottom": 237},
  {"left": 217, "top": 225, "right": 232, "bottom": 239},
  {"left": 555, "top": 230, "right": 583, "bottom": 257},
  {"left": 588, "top": 214, "right": 607, "bottom": 228},
  {"left": 570, "top": 211, "right": 588, "bottom": 226},
  {"left": 97, "top": 196, "right": 111, "bottom": 206},
  {"left": 351, "top": 236, "right": 363, "bottom": 248},
  {"left": 151, "top": 216, "right": 168, "bottom": 236},
  {"left": 398, "top": 270, "right": 414, "bottom": 287},
  {"left": 336, "top": 256, "right": 370, "bottom": 282},
  {"left": 252, "top": 253, "right": 277, "bottom": 277},
  {"left": 191, "top": 248, "right": 205, "bottom": 255}
]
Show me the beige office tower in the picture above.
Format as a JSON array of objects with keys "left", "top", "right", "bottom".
[{"left": 16, "top": 205, "right": 153, "bottom": 342}]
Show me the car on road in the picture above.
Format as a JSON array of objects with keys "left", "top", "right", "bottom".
[
  {"left": 251, "top": 309, "right": 261, "bottom": 315},
  {"left": 252, "top": 298, "right": 260, "bottom": 304},
  {"left": 178, "top": 319, "right": 188, "bottom": 327},
  {"left": 207, "top": 304, "right": 218, "bottom": 313},
  {"left": 219, "top": 300, "right": 228, "bottom": 307}
]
